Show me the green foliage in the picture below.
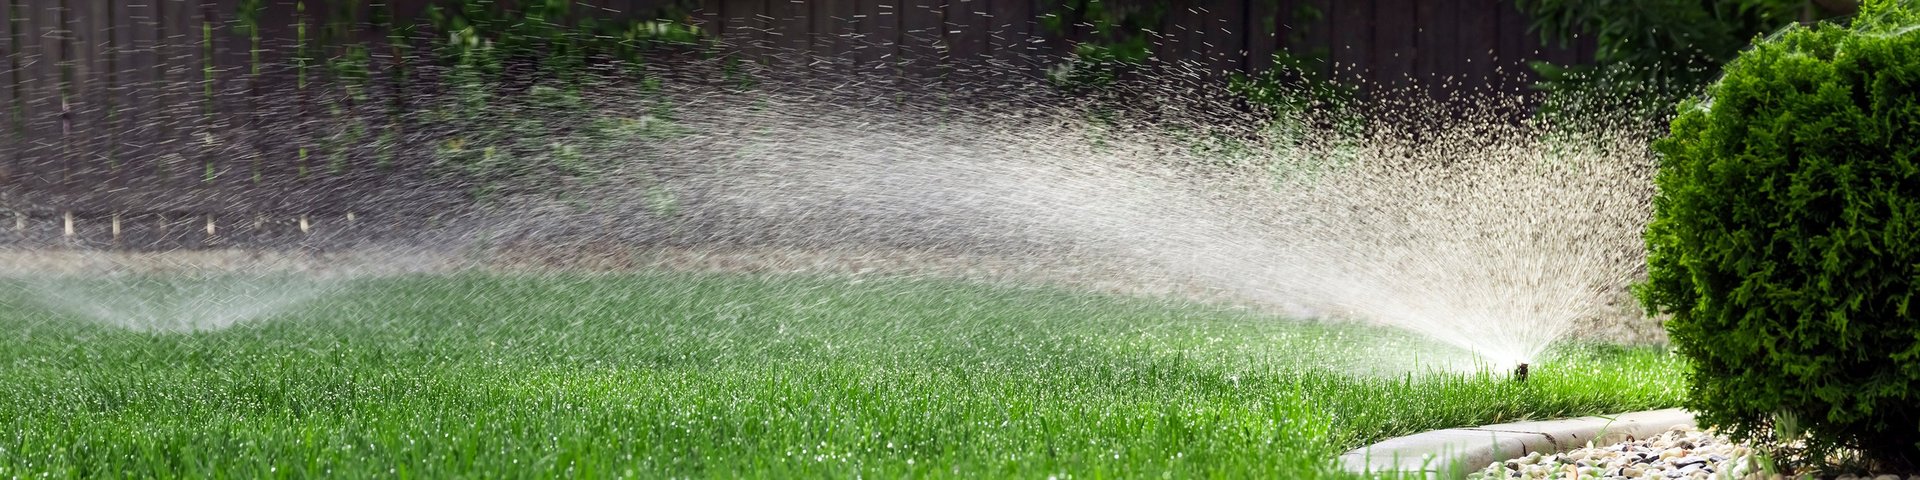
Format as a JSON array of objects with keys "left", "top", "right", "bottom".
[
  {"left": 1212, "top": 4, "right": 1363, "bottom": 177},
  {"left": 416, "top": 0, "right": 703, "bottom": 199},
  {"left": 1040, "top": 1, "right": 1359, "bottom": 176},
  {"left": 424, "top": 0, "right": 701, "bottom": 74},
  {"left": 1225, "top": 3, "right": 1353, "bottom": 120},
  {"left": 1642, "top": 0, "right": 1920, "bottom": 469},
  {"left": 1515, "top": 0, "right": 1852, "bottom": 113},
  {"left": 234, "top": 0, "right": 265, "bottom": 76},
  {"left": 1039, "top": 0, "right": 1165, "bottom": 90}
]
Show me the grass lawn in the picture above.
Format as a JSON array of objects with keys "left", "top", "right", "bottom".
[{"left": 0, "top": 272, "right": 1684, "bottom": 478}]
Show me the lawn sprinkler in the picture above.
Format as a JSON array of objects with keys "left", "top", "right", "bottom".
[{"left": 1513, "top": 363, "right": 1529, "bottom": 383}]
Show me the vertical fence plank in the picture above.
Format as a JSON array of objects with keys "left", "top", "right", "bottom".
[
  {"left": 120, "top": 0, "right": 157, "bottom": 196},
  {"left": 50, "top": 0, "right": 74, "bottom": 189},
  {"left": 1036, "top": 0, "right": 1073, "bottom": 63},
  {"left": 10, "top": 0, "right": 32, "bottom": 188},
  {"left": 1328, "top": 0, "right": 1374, "bottom": 81},
  {"left": 0, "top": 0, "right": 16, "bottom": 181},
  {"left": 825, "top": 0, "right": 852, "bottom": 69},
  {"left": 1200, "top": 4, "right": 1241, "bottom": 75},
  {"left": 86, "top": 0, "right": 114, "bottom": 185},
  {"left": 1270, "top": 0, "right": 1292, "bottom": 62},
  {"left": 1372, "top": 0, "right": 1415, "bottom": 89},
  {"left": 808, "top": 0, "right": 837, "bottom": 66},
  {"left": 153, "top": 0, "right": 177, "bottom": 189},
  {"left": 64, "top": 0, "right": 101, "bottom": 191},
  {"left": 196, "top": 0, "right": 224, "bottom": 187},
  {"left": 731, "top": 0, "right": 766, "bottom": 62},
  {"left": 1245, "top": 0, "right": 1277, "bottom": 74},
  {"left": 1494, "top": 0, "right": 1523, "bottom": 91},
  {"left": 803, "top": 0, "right": 827, "bottom": 61},
  {"left": 986, "top": 0, "right": 1033, "bottom": 76},
  {"left": 89, "top": 0, "right": 118, "bottom": 178},
  {"left": 1459, "top": 0, "right": 1499, "bottom": 92},
  {"left": 945, "top": 0, "right": 987, "bottom": 67},
  {"left": 150, "top": 0, "right": 182, "bottom": 188},
  {"left": 371, "top": 0, "right": 411, "bottom": 181},
  {"left": 24, "top": 0, "right": 60, "bottom": 192},
  {"left": 1155, "top": 4, "right": 1196, "bottom": 69},
  {"left": 856, "top": 0, "right": 897, "bottom": 75},
  {"left": 251, "top": 0, "right": 294, "bottom": 186},
  {"left": 1297, "top": 0, "right": 1328, "bottom": 79},
  {"left": 1507, "top": 0, "right": 1547, "bottom": 92},
  {"left": 103, "top": 0, "right": 133, "bottom": 192},
  {"left": 832, "top": 0, "right": 863, "bottom": 68},
  {"left": 290, "top": 0, "right": 310, "bottom": 180},
  {"left": 772, "top": 0, "right": 806, "bottom": 65},
  {"left": 209, "top": 0, "right": 250, "bottom": 190},
  {"left": 324, "top": 0, "right": 363, "bottom": 180},
  {"left": 692, "top": 0, "right": 724, "bottom": 44},
  {"left": 1417, "top": 0, "right": 1458, "bottom": 90},
  {"left": 178, "top": 0, "right": 212, "bottom": 189},
  {"left": 898, "top": 0, "right": 941, "bottom": 79}
]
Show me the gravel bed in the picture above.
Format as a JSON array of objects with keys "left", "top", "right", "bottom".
[{"left": 1468, "top": 425, "right": 1918, "bottom": 480}]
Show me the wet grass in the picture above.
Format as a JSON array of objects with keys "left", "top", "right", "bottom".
[{"left": 0, "top": 272, "right": 1684, "bottom": 478}]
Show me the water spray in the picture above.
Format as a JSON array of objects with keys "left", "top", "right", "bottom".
[{"left": 0, "top": 36, "right": 1662, "bottom": 367}]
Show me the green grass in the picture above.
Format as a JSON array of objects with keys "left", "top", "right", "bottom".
[{"left": 0, "top": 272, "right": 1684, "bottom": 478}]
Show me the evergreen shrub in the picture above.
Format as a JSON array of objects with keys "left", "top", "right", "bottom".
[{"left": 1643, "top": 0, "right": 1920, "bottom": 470}]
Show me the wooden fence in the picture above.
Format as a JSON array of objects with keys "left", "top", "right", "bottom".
[
  {"left": 694, "top": 0, "right": 1593, "bottom": 88},
  {"left": 0, "top": 0, "right": 1593, "bottom": 247}
]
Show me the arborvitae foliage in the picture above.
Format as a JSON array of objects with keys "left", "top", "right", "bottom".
[{"left": 1642, "top": 0, "right": 1920, "bottom": 470}]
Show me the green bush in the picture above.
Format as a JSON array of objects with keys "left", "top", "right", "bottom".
[
  {"left": 1641, "top": 0, "right": 1920, "bottom": 470},
  {"left": 418, "top": 0, "right": 701, "bottom": 198},
  {"left": 1515, "top": 0, "right": 1851, "bottom": 118}
]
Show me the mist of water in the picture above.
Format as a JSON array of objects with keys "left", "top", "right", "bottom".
[
  {"left": 0, "top": 36, "right": 1660, "bottom": 370},
  {"left": 0, "top": 251, "right": 352, "bottom": 332},
  {"left": 438, "top": 60, "right": 1659, "bottom": 369}
]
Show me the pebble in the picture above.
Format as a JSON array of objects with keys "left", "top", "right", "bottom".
[{"left": 1465, "top": 425, "right": 1918, "bottom": 480}]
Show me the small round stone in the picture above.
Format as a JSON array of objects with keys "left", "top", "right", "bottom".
[{"left": 1464, "top": 425, "right": 1915, "bottom": 480}]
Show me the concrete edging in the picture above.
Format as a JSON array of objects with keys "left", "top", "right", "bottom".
[{"left": 1337, "top": 408, "right": 1696, "bottom": 479}]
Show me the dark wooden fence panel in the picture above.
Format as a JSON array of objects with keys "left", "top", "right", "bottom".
[
  {"left": 1245, "top": 0, "right": 1276, "bottom": 74},
  {"left": 946, "top": 0, "right": 987, "bottom": 64},
  {"left": 987, "top": 0, "right": 1033, "bottom": 73},
  {"left": 119, "top": 0, "right": 156, "bottom": 188},
  {"left": 1460, "top": 0, "right": 1499, "bottom": 89},
  {"left": 1, "top": 0, "right": 16, "bottom": 180},
  {"left": 734, "top": 0, "right": 767, "bottom": 62},
  {"left": 855, "top": 0, "right": 890, "bottom": 72},
  {"left": 17, "top": 1, "right": 50, "bottom": 189},
  {"left": 2, "top": 0, "right": 1597, "bottom": 247},
  {"left": 897, "top": 0, "right": 942, "bottom": 77},
  {"left": 1327, "top": 0, "right": 1366, "bottom": 81},
  {"left": 776, "top": 0, "right": 809, "bottom": 58}
]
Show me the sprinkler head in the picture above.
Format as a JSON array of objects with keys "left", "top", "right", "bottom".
[{"left": 1513, "top": 363, "right": 1529, "bottom": 383}]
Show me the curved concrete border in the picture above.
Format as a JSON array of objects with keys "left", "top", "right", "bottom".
[{"left": 1338, "top": 408, "right": 1695, "bottom": 479}]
